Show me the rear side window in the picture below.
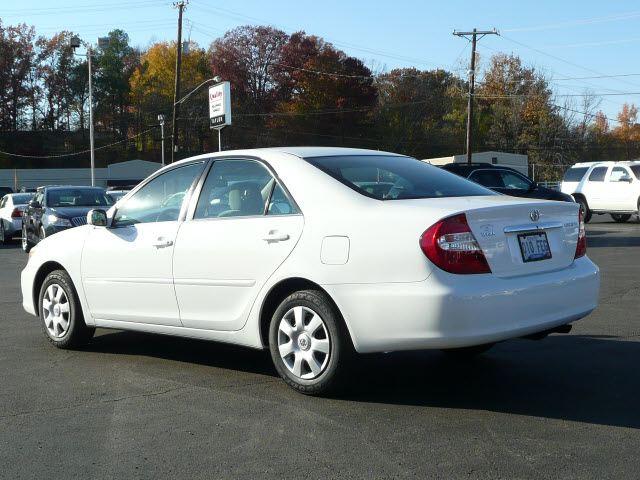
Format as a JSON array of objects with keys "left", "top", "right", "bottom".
[
  {"left": 588, "top": 167, "right": 607, "bottom": 182},
  {"left": 563, "top": 167, "right": 588, "bottom": 182},
  {"left": 305, "top": 155, "right": 494, "bottom": 200}
]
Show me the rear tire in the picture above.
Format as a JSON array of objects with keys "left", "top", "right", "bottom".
[
  {"left": 269, "top": 289, "right": 353, "bottom": 395},
  {"left": 22, "top": 225, "right": 33, "bottom": 253},
  {"left": 575, "top": 197, "right": 592, "bottom": 223},
  {"left": 0, "top": 222, "right": 6, "bottom": 245},
  {"left": 39, "top": 270, "right": 95, "bottom": 349},
  {"left": 442, "top": 343, "right": 495, "bottom": 359},
  {"left": 611, "top": 213, "right": 631, "bottom": 223}
]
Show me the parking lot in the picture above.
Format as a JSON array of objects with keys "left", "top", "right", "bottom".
[{"left": 1, "top": 216, "right": 639, "bottom": 479}]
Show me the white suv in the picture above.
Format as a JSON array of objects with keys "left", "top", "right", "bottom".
[{"left": 561, "top": 161, "right": 640, "bottom": 223}]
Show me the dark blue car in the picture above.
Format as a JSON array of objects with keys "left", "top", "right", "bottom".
[{"left": 22, "top": 185, "right": 113, "bottom": 253}]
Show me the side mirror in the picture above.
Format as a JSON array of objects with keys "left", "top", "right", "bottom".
[
  {"left": 87, "top": 209, "right": 108, "bottom": 227},
  {"left": 620, "top": 175, "right": 633, "bottom": 183},
  {"left": 29, "top": 200, "right": 41, "bottom": 209}
]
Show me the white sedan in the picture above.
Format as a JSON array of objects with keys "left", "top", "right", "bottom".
[
  {"left": 0, "top": 192, "right": 34, "bottom": 244},
  {"left": 21, "top": 147, "right": 600, "bottom": 394}
]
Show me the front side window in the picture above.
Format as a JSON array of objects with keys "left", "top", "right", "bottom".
[
  {"left": 195, "top": 159, "right": 276, "bottom": 219},
  {"left": 114, "top": 162, "right": 203, "bottom": 226},
  {"left": 588, "top": 167, "right": 608, "bottom": 182},
  {"left": 609, "top": 167, "right": 630, "bottom": 182},
  {"left": 305, "top": 155, "right": 494, "bottom": 200}
]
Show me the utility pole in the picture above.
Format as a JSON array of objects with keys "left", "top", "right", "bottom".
[
  {"left": 453, "top": 28, "right": 499, "bottom": 165},
  {"left": 171, "top": 0, "right": 187, "bottom": 163}
]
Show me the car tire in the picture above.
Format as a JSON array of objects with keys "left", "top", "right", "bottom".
[
  {"left": 22, "top": 225, "right": 34, "bottom": 253},
  {"left": 0, "top": 222, "right": 5, "bottom": 245},
  {"left": 442, "top": 342, "right": 495, "bottom": 359},
  {"left": 611, "top": 213, "right": 631, "bottom": 223},
  {"left": 39, "top": 270, "right": 95, "bottom": 349},
  {"left": 269, "top": 289, "right": 353, "bottom": 395},
  {"left": 576, "top": 197, "right": 592, "bottom": 223}
]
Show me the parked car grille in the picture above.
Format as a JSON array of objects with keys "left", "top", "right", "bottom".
[{"left": 71, "top": 216, "right": 87, "bottom": 227}]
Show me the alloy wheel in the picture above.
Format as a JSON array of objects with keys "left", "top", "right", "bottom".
[
  {"left": 277, "top": 306, "right": 331, "bottom": 380},
  {"left": 42, "top": 284, "right": 71, "bottom": 338}
]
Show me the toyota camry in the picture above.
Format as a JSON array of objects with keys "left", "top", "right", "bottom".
[{"left": 21, "top": 147, "right": 600, "bottom": 394}]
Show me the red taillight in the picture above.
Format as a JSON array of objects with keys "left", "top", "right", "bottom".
[
  {"left": 575, "top": 208, "right": 587, "bottom": 259},
  {"left": 419, "top": 213, "right": 491, "bottom": 274},
  {"left": 10, "top": 208, "right": 22, "bottom": 218}
]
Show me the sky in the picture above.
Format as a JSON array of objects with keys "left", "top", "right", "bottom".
[{"left": 3, "top": 0, "right": 640, "bottom": 122}]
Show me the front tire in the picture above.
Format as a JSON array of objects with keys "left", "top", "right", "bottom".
[
  {"left": 269, "top": 290, "right": 352, "bottom": 395},
  {"left": 39, "top": 270, "right": 94, "bottom": 349},
  {"left": 611, "top": 213, "right": 631, "bottom": 223}
]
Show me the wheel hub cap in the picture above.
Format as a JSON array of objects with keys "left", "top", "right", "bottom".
[
  {"left": 277, "top": 306, "right": 331, "bottom": 380},
  {"left": 42, "top": 284, "right": 70, "bottom": 338}
]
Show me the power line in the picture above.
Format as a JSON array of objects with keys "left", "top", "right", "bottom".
[
  {"left": 503, "top": 10, "right": 640, "bottom": 33},
  {"left": 0, "top": 129, "right": 155, "bottom": 159}
]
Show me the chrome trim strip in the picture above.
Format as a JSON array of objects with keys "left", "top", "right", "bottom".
[{"left": 503, "top": 222, "right": 564, "bottom": 233}]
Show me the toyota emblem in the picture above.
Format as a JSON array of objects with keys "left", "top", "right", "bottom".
[{"left": 529, "top": 209, "right": 540, "bottom": 222}]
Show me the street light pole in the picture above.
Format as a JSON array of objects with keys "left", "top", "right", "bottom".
[
  {"left": 158, "top": 114, "right": 166, "bottom": 166},
  {"left": 87, "top": 46, "right": 95, "bottom": 186}
]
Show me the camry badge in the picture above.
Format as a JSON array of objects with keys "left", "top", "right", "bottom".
[{"left": 529, "top": 209, "right": 540, "bottom": 222}]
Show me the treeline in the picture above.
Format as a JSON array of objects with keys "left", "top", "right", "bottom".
[{"left": 0, "top": 21, "right": 639, "bottom": 177}]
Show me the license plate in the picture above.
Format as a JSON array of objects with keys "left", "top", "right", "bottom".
[{"left": 517, "top": 232, "right": 552, "bottom": 263}]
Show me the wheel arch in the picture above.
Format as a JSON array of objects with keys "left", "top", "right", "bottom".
[
  {"left": 32, "top": 261, "right": 66, "bottom": 315},
  {"left": 258, "top": 277, "right": 356, "bottom": 350}
]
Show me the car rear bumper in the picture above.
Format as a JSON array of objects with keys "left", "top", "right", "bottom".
[{"left": 324, "top": 256, "right": 600, "bottom": 353}]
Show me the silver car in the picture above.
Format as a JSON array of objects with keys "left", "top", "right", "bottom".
[{"left": 0, "top": 193, "right": 34, "bottom": 244}]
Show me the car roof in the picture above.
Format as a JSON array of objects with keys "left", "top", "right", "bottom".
[
  {"left": 572, "top": 161, "right": 640, "bottom": 168},
  {"left": 39, "top": 185, "right": 105, "bottom": 191},
  {"left": 172, "top": 146, "right": 406, "bottom": 166},
  {"left": 441, "top": 163, "right": 523, "bottom": 175}
]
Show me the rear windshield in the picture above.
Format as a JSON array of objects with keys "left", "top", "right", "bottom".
[
  {"left": 12, "top": 194, "right": 33, "bottom": 204},
  {"left": 631, "top": 165, "right": 640, "bottom": 180},
  {"left": 47, "top": 189, "right": 113, "bottom": 208},
  {"left": 563, "top": 167, "right": 589, "bottom": 182},
  {"left": 304, "top": 155, "right": 495, "bottom": 200}
]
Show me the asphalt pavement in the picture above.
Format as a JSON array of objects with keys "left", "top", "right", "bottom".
[{"left": 1, "top": 214, "right": 639, "bottom": 479}]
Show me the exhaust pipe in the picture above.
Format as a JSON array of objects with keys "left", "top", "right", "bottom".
[{"left": 523, "top": 323, "right": 572, "bottom": 341}]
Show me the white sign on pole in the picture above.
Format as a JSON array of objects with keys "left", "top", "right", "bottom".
[{"left": 208, "top": 81, "right": 231, "bottom": 129}]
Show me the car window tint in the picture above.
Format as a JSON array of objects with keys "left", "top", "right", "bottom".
[
  {"left": 499, "top": 171, "right": 531, "bottom": 190},
  {"left": 563, "top": 167, "right": 589, "bottom": 182},
  {"left": 588, "top": 167, "right": 607, "bottom": 182},
  {"left": 306, "top": 155, "right": 494, "bottom": 200},
  {"left": 631, "top": 165, "right": 640, "bottom": 180},
  {"left": 194, "top": 160, "right": 273, "bottom": 219},
  {"left": 0, "top": 197, "right": 5, "bottom": 208},
  {"left": 12, "top": 194, "right": 32, "bottom": 204},
  {"left": 609, "top": 167, "right": 628, "bottom": 182},
  {"left": 114, "top": 162, "right": 203, "bottom": 226},
  {"left": 469, "top": 170, "right": 505, "bottom": 189},
  {"left": 47, "top": 189, "right": 112, "bottom": 208},
  {"left": 267, "top": 184, "right": 297, "bottom": 215}
]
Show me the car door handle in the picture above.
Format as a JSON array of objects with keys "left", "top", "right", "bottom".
[
  {"left": 152, "top": 237, "right": 174, "bottom": 248},
  {"left": 263, "top": 231, "right": 290, "bottom": 243}
]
